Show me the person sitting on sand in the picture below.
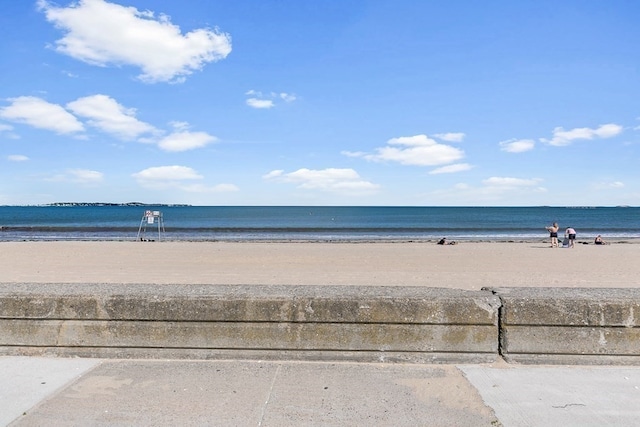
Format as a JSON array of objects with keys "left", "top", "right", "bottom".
[
  {"left": 437, "top": 237, "right": 457, "bottom": 245},
  {"left": 594, "top": 235, "right": 608, "bottom": 245}
]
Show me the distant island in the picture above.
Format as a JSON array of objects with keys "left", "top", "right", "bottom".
[{"left": 45, "top": 202, "right": 191, "bottom": 207}]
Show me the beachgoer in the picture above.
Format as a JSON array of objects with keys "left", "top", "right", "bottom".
[
  {"left": 545, "top": 222, "right": 559, "bottom": 248},
  {"left": 565, "top": 227, "right": 576, "bottom": 248},
  {"left": 437, "top": 237, "right": 446, "bottom": 245},
  {"left": 594, "top": 235, "right": 608, "bottom": 245}
]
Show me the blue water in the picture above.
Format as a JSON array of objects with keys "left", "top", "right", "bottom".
[{"left": 0, "top": 206, "right": 638, "bottom": 242}]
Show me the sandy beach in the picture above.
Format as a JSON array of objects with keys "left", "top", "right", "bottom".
[{"left": 1, "top": 240, "right": 639, "bottom": 290}]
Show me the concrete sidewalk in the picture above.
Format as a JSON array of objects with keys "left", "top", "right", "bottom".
[{"left": 2, "top": 357, "right": 640, "bottom": 427}]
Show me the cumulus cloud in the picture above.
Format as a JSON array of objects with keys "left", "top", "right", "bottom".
[
  {"left": 67, "top": 94, "right": 157, "bottom": 140},
  {"left": 429, "top": 163, "right": 473, "bottom": 174},
  {"left": 347, "top": 134, "right": 464, "bottom": 167},
  {"left": 1, "top": 94, "right": 217, "bottom": 152},
  {"left": 0, "top": 96, "right": 84, "bottom": 134},
  {"left": 499, "top": 138, "right": 535, "bottom": 153},
  {"left": 38, "top": 0, "right": 232, "bottom": 83},
  {"left": 7, "top": 154, "right": 29, "bottom": 162},
  {"left": 245, "top": 90, "right": 296, "bottom": 109},
  {"left": 157, "top": 131, "right": 217, "bottom": 152},
  {"left": 0, "top": 123, "right": 13, "bottom": 132},
  {"left": 540, "top": 124, "right": 623, "bottom": 147},
  {"left": 246, "top": 98, "right": 275, "bottom": 109},
  {"left": 132, "top": 165, "right": 236, "bottom": 192},
  {"left": 263, "top": 168, "right": 379, "bottom": 195}
]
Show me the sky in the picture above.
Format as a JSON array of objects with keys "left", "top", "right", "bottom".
[{"left": 1, "top": 0, "right": 639, "bottom": 206}]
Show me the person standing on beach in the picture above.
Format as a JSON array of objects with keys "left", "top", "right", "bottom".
[
  {"left": 565, "top": 227, "right": 576, "bottom": 248},
  {"left": 546, "top": 222, "right": 559, "bottom": 247}
]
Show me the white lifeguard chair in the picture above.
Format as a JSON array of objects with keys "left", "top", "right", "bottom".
[{"left": 137, "top": 210, "right": 165, "bottom": 241}]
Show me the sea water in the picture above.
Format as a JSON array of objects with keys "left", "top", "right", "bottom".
[{"left": 0, "top": 205, "right": 638, "bottom": 242}]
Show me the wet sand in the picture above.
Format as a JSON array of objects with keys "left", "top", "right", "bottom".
[{"left": 1, "top": 241, "right": 639, "bottom": 290}]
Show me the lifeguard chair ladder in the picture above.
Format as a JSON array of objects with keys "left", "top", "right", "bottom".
[{"left": 137, "top": 210, "right": 165, "bottom": 241}]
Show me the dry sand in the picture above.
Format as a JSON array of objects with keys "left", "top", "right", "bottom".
[{"left": 1, "top": 241, "right": 639, "bottom": 290}]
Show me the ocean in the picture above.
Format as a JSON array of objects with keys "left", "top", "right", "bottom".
[{"left": 0, "top": 205, "right": 638, "bottom": 242}]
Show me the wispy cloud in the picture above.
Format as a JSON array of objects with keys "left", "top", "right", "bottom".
[
  {"left": 47, "top": 168, "right": 104, "bottom": 184},
  {"left": 38, "top": 0, "right": 232, "bottom": 83},
  {"left": 429, "top": 163, "right": 473, "bottom": 174},
  {"left": 540, "top": 124, "right": 623, "bottom": 147},
  {"left": 7, "top": 154, "right": 29, "bottom": 162},
  {"left": 433, "top": 132, "right": 465, "bottom": 142},
  {"left": 499, "top": 138, "right": 535, "bottom": 153},
  {"left": 264, "top": 168, "right": 379, "bottom": 195},
  {"left": 132, "top": 165, "right": 236, "bottom": 192},
  {"left": 593, "top": 181, "right": 624, "bottom": 190}
]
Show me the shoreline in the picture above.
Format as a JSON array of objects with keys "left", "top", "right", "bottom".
[{"left": 3, "top": 237, "right": 640, "bottom": 244}]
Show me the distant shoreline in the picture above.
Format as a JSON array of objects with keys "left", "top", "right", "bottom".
[{"left": 43, "top": 202, "right": 191, "bottom": 207}]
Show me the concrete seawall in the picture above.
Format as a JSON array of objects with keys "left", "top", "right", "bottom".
[{"left": 1, "top": 284, "right": 639, "bottom": 364}]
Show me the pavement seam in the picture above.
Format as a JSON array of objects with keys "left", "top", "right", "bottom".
[{"left": 257, "top": 363, "right": 281, "bottom": 426}]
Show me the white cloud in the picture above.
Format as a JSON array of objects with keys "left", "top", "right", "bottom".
[
  {"left": 351, "top": 134, "right": 464, "bottom": 166},
  {"left": 245, "top": 90, "right": 296, "bottom": 109},
  {"left": 499, "top": 138, "right": 535, "bottom": 153},
  {"left": 133, "top": 165, "right": 203, "bottom": 182},
  {"left": 594, "top": 181, "right": 624, "bottom": 190},
  {"left": 430, "top": 177, "right": 547, "bottom": 204},
  {"left": 264, "top": 168, "right": 379, "bottom": 195},
  {"left": 0, "top": 123, "right": 19, "bottom": 140},
  {"left": 157, "top": 131, "right": 217, "bottom": 152},
  {"left": 0, "top": 96, "right": 84, "bottom": 134},
  {"left": 169, "top": 121, "right": 190, "bottom": 131},
  {"left": 279, "top": 93, "right": 297, "bottom": 102},
  {"left": 132, "top": 165, "right": 235, "bottom": 193},
  {"left": 38, "top": 0, "right": 232, "bottom": 83},
  {"left": 246, "top": 98, "right": 275, "bottom": 109},
  {"left": 482, "top": 176, "right": 543, "bottom": 189},
  {"left": 541, "top": 123, "right": 623, "bottom": 147},
  {"left": 7, "top": 154, "right": 29, "bottom": 162},
  {"left": 429, "top": 163, "right": 473, "bottom": 174},
  {"left": 67, "top": 94, "right": 157, "bottom": 140},
  {"left": 180, "top": 183, "right": 239, "bottom": 193},
  {"left": 47, "top": 168, "right": 104, "bottom": 184},
  {"left": 262, "top": 170, "right": 284, "bottom": 179},
  {"left": 434, "top": 132, "right": 465, "bottom": 142}
]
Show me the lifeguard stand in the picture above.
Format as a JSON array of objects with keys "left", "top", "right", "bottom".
[{"left": 137, "top": 210, "right": 165, "bottom": 241}]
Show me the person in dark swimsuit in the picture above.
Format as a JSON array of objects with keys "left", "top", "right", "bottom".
[{"left": 546, "top": 222, "right": 559, "bottom": 247}]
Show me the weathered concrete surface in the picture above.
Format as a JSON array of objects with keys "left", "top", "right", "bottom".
[
  {"left": 0, "top": 284, "right": 500, "bottom": 363},
  {"left": 3, "top": 358, "right": 500, "bottom": 427},
  {"left": 5, "top": 357, "right": 640, "bottom": 427},
  {"left": 488, "top": 287, "right": 640, "bottom": 364}
]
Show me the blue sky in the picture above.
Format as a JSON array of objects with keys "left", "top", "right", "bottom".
[{"left": 1, "top": 0, "right": 639, "bottom": 206}]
